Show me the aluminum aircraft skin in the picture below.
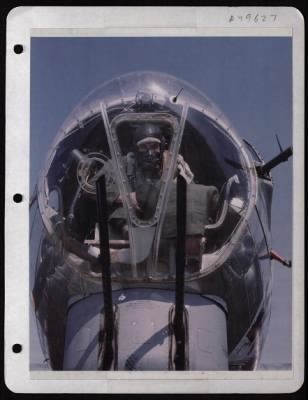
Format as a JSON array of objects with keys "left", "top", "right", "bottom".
[{"left": 30, "top": 71, "right": 292, "bottom": 371}]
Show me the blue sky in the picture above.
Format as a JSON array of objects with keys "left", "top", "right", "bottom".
[{"left": 30, "top": 36, "right": 292, "bottom": 367}]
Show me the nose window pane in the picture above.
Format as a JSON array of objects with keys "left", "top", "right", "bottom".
[{"left": 108, "top": 114, "right": 181, "bottom": 226}]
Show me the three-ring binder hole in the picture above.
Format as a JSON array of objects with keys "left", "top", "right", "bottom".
[
  {"left": 12, "top": 344, "right": 22, "bottom": 353},
  {"left": 14, "top": 44, "right": 23, "bottom": 54},
  {"left": 13, "top": 193, "right": 23, "bottom": 203}
]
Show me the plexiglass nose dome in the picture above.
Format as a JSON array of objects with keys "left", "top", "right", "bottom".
[{"left": 37, "top": 70, "right": 256, "bottom": 283}]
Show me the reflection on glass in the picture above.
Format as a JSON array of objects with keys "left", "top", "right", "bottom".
[{"left": 48, "top": 189, "right": 61, "bottom": 212}]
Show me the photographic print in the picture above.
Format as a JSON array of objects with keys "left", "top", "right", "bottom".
[{"left": 5, "top": 7, "right": 304, "bottom": 393}]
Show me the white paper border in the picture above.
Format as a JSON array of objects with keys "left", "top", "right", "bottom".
[{"left": 5, "top": 6, "right": 305, "bottom": 394}]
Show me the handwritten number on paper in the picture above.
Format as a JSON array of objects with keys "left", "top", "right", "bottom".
[{"left": 229, "top": 14, "right": 278, "bottom": 23}]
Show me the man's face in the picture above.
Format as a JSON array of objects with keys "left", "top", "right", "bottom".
[
  {"left": 136, "top": 139, "right": 161, "bottom": 178},
  {"left": 138, "top": 141, "right": 161, "bottom": 156}
]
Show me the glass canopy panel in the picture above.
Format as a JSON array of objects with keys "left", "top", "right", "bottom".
[{"left": 110, "top": 114, "right": 179, "bottom": 224}]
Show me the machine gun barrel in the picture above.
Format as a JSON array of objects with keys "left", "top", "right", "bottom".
[
  {"left": 96, "top": 175, "right": 114, "bottom": 370},
  {"left": 258, "top": 146, "right": 292, "bottom": 177},
  {"left": 174, "top": 174, "right": 187, "bottom": 370}
]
